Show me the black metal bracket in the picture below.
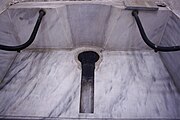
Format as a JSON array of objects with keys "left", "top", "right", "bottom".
[
  {"left": 0, "top": 9, "right": 46, "bottom": 52},
  {"left": 132, "top": 10, "right": 180, "bottom": 52}
]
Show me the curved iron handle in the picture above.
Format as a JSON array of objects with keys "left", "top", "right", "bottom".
[
  {"left": 132, "top": 10, "right": 180, "bottom": 52},
  {"left": 0, "top": 9, "right": 46, "bottom": 52}
]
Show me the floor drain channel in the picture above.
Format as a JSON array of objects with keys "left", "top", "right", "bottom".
[{"left": 78, "top": 51, "right": 100, "bottom": 113}]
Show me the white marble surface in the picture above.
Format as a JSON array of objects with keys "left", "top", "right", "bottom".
[
  {"left": 0, "top": 50, "right": 179, "bottom": 119},
  {"left": 0, "top": 10, "right": 19, "bottom": 46},
  {"left": 0, "top": 0, "right": 180, "bottom": 119},
  {"left": 67, "top": 4, "right": 111, "bottom": 48},
  {"left": 0, "top": 3, "right": 170, "bottom": 50},
  {"left": 0, "top": 0, "right": 13, "bottom": 14},
  {"left": 0, "top": 51, "right": 17, "bottom": 84},
  {"left": 0, "top": 10, "right": 18, "bottom": 83},
  {"left": 95, "top": 51, "right": 180, "bottom": 118},
  {"left": 104, "top": 8, "right": 169, "bottom": 50},
  {"left": 161, "top": 11, "right": 180, "bottom": 45},
  {"left": 159, "top": 12, "right": 180, "bottom": 92},
  {"left": 163, "top": 0, "right": 180, "bottom": 10},
  {"left": 8, "top": 6, "right": 73, "bottom": 49},
  {"left": 0, "top": 50, "right": 81, "bottom": 117}
]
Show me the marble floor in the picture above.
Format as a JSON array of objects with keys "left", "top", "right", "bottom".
[{"left": 0, "top": 49, "right": 179, "bottom": 119}]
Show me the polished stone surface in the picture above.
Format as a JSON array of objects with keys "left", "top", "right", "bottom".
[
  {"left": 0, "top": 51, "right": 17, "bottom": 83},
  {"left": 0, "top": 0, "right": 12, "bottom": 14},
  {"left": 0, "top": 50, "right": 179, "bottom": 119},
  {"left": 0, "top": 3, "right": 170, "bottom": 50},
  {"left": 8, "top": 7, "right": 73, "bottom": 49},
  {"left": 0, "top": 50, "right": 81, "bottom": 117},
  {"left": 67, "top": 4, "right": 111, "bottom": 48},
  {"left": 0, "top": 10, "right": 18, "bottom": 83},
  {"left": 104, "top": 8, "right": 169, "bottom": 50},
  {"left": 0, "top": 0, "right": 180, "bottom": 119},
  {"left": 95, "top": 51, "right": 180, "bottom": 118},
  {"left": 159, "top": 11, "right": 180, "bottom": 92},
  {"left": 0, "top": 10, "right": 18, "bottom": 46}
]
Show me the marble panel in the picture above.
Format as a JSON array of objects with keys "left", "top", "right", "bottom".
[
  {"left": 0, "top": 0, "right": 12, "bottom": 14},
  {"left": 1, "top": 3, "right": 170, "bottom": 50},
  {"left": 159, "top": 12, "right": 180, "bottom": 91},
  {"left": 8, "top": 6, "right": 73, "bottom": 49},
  {"left": 95, "top": 51, "right": 180, "bottom": 118},
  {"left": 0, "top": 50, "right": 81, "bottom": 117},
  {"left": 0, "top": 9, "right": 19, "bottom": 83},
  {"left": 0, "top": 51, "right": 17, "bottom": 83},
  {"left": 67, "top": 4, "right": 111, "bottom": 48},
  {"left": 0, "top": 10, "right": 19, "bottom": 46},
  {"left": 104, "top": 8, "right": 170, "bottom": 50},
  {"left": 0, "top": 50, "right": 179, "bottom": 119},
  {"left": 163, "top": 0, "right": 180, "bottom": 10}
]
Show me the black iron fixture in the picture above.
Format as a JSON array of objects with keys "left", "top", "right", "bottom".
[
  {"left": 0, "top": 9, "right": 46, "bottom": 52},
  {"left": 132, "top": 10, "right": 180, "bottom": 52},
  {"left": 78, "top": 51, "right": 99, "bottom": 113}
]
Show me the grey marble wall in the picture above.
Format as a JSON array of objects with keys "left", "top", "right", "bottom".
[
  {"left": 104, "top": 7, "right": 169, "bottom": 50},
  {"left": 0, "top": 50, "right": 179, "bottom": 119},
  {"left": 7, "top": 7, "right": 74, "bottom": 49},
  {"left": 0, "top": 10, "right": 18, "bottom": 83},
  {"left": 159, "top": 12, "right": 180, "bottom": 92},
  {"left": 0, "top": 3, "right": 170, "bottom": 50},
  {"left": 0, "top": 0, "right": 13, "bottom": 14}
]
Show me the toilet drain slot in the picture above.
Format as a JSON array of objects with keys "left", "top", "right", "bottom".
[{"left": 78, "top": 51, "right": 99, "bottom": 113}]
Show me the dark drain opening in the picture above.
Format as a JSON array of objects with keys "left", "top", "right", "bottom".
[{"left": 78, "top": 51, "right": 100, "bottom": 113}]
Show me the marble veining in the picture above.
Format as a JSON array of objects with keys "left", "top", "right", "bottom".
[
  {"left": 0, "top": 3, "right": 170, "bottom": 50},
  {"left": 104, "top": 7, "right": 170, "bottom": 51},
  {"left": 160, "top": 11, "right": 180, "bottom": 92},
  {"left": 0, "top": 10, "right": 19, "bottom": 46},
  {"left": 0, "top": 8, "right": 26, "bottom": 82},
  {"left": 0, "top": 50, "right": 179, "bottom": 118},
  {"left": 95, "top": 51, "right": 180, "bottom": 118},
  {"left": 0, "top": 10, "right": 18, "bottom": 83},
  {"left": 67, "top": 4, "right": 111, "bottom": 48},
  {"left": 0, "top": 50, "right": 81, "bottom": 117},
  {"left": 7, "top": 6, "right": 73, "bottom": 49},
  {"left": 0, "top": 51, "right": 17, "bottom": 83},
  {"left": 0, "top": 0, "right": 180, "bottom": 119}
]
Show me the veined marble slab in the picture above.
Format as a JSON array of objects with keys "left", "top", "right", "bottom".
[
  {"left": 0, "top": 50, "right": 179, "bottom": 119},
  {"left": 0, "top": 9, "right": 19, "bottom": 46},
  {"left": 0, "top": 10, "right": 19, "bottom": 83},
  {"left": 0, "top": 0, "right": 13, "bottom": 14},
  {"left": 104, "top": 7, "right": 170, "bottom": 50},
  {"left": 0, "top": 50, "right": 81, "bottom": 117},
  {"left": 159, "top": 11, "right": 180, "bottom": 92},
  {"left": 94, "top": 51, "right": 180, "bottom": 118},
  {"left": 0, "top": 51, "right": 17, "bottom": 84},
  {"left": 67, "top": 4, "right": 111, "bottom": 48},
  {"left": 8, "top": 6, "right": 73, "bottom": 49},
  {"left": 0, "top": 3, "right": 170, "bottom": 50}
]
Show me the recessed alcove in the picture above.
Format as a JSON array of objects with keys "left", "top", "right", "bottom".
[{"left": 0, "top": 0, "right": 180, "bottom": 120}]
